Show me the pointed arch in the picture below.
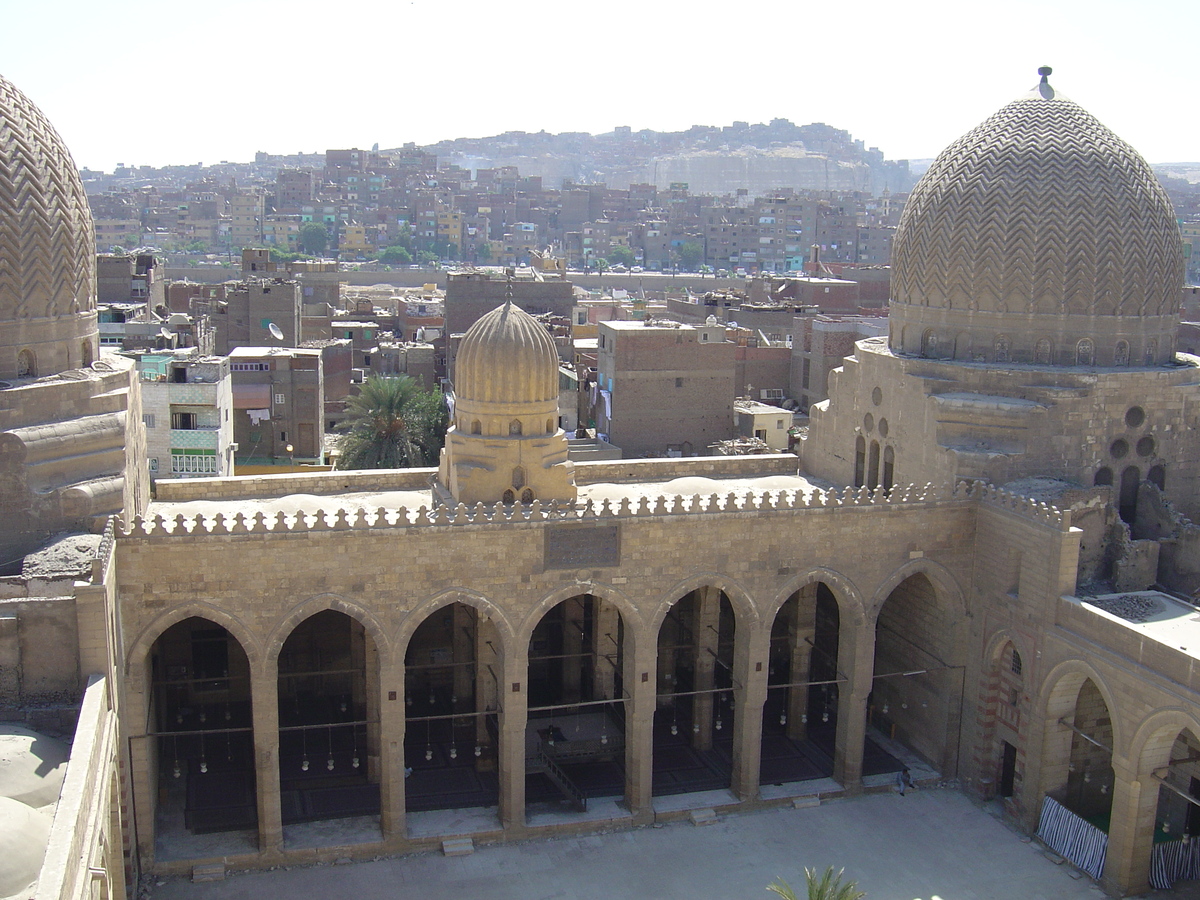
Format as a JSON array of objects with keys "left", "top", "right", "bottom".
[
  {"left": 395, "top": 588, "right": 517, "bottom": 659},
  {"left": 266, "top": 593, "right": 393, "bottom": 667},
  {"left": 1127, "top": 708, "right": 1200, "bottom": 776},
  {"left": 519, "top": 581, "right": 643, "bottom": 648},
  {"left": 765, "top": 567, "right": 867, "bottom": 630},
  {"left": 126, "top": 601, "right": 262, "bottom": 677},
  {"left": 649, "top": 572, "right": 759, "bottom": 635},
  {"left": 868, "top": 557, "right": 966, "bottom": 622},
  {"left": 1038, "top": 658, "right": 1126, "bottom": 758}
]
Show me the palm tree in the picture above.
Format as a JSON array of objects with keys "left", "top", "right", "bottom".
[
  {"left": 768, "top": 867, "right": 865, "bottom": 900},
  {"left": 335, "top": 375, "right": 448, "bottom": 470}
]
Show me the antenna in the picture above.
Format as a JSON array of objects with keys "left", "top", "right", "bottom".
[{"left": 268, "top": 322, "right": 285, "bottom": 341}]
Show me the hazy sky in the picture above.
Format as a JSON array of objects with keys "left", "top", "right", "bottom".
[{"left": 3, "top": 0, "right": 1195, "bottom": 172}]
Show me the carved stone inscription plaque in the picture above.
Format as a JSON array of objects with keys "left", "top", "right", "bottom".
[{"left": 544, "top": 524, "right": 620, "bottom": 570}]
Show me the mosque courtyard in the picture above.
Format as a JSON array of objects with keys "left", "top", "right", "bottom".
[{"left": 142, "top": 788, "right": 1178, "bottom": 900}]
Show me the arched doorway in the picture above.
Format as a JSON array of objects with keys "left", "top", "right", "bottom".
[
  {"left": 403, "top": 603, "right": 501, "bottom": 813},
  {"left": 653, "top": 587, "right": 736, "bottom": 796},
  {"left": 148, "top": 617, "right": 256, "bottom": 838},
  {"left": 871, "top": 572, "right": 963, "bottom": 777},
  {"left": 760, "top": 583, "right": 840, "bottom": 787},
  {"left": 276, "top": 610, "right": 379, "bottom": 826},
  {"left": 525, "top": 595, "right": 627, "bottom": 814},
  {"left": 976, "top": 640, "right": 1026, "bottom": 803}
]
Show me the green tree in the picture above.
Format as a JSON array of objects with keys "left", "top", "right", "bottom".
[
  {"left": 678, "top": 241, "right": 704, "bottom": 270},
  {"left": 475, "top": 242, "right": 493, "bottom": 263},
  {"left": 378, "top": 245, "right": 413, "bottom": 265},
  {"left": 609, "top": 245, "right": 636, "bottom": 267},
  {"left": 594, "top": 257, "right": 610, "bottom": 274},
  {"left": 768, "top": 868, "right": 865, "bottom": 900},
  {"left": 299, "top": 222, "right": 328, "bottom": 255},
  {"left": 416, "top": 250, "right": 439, "bottom": 265},
  {"left": 335, "top": 375, "right": 448, "bottom": 470}
]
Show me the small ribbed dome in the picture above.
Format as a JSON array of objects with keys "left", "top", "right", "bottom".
[
  {"left": 0, "top": 74, "right": 97, "bottom": 380},
  {"left": 889, "top": 69, "right": 1183, "bottom": 366},
  {"left": 455, "top": 301, "right": 558, "bottom": 405}
]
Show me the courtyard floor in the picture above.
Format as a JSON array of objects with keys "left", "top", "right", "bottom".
[{"left": 144, "top": 788, "right": 1185, "bottom": 900}]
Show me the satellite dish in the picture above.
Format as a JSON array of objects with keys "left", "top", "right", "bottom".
[
  {"left": 268, "top": 322, "right": 284, "bottom": 341},
  {"left": 159, "top": 327, "right": 173, "bottom": 340}
]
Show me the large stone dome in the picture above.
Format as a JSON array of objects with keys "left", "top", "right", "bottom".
[
  {"left": 0, "top": 74, "right": 97, "bottom": 381},
  {"left": 889, "top": 69, "right": 1184, "bottom": 367},
  {"left": 455, "top": 300, "right": 558, "bottom": 407}
]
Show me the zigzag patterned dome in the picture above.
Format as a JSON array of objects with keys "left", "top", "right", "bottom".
[
  {"left": 0, "top": 74, "right": 97, "bottom": 381},
  {"left": 455, "top": 299, "right": 558, "bottom": 408},
  {"left": 889, "top": 69, "right": 1184, "bottom": 367}
]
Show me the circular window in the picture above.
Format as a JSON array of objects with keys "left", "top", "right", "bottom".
[
  {"left": 863, "top": 413, "right": 874, "bottom": 433},
  {"left": 871, "top": 387, "right": 882, "bottom": 406},
  {"left": 1125, "top": 406, "right": 1145, "bottom": 429},
  {"left": 1110, "top": 439, "right": 1129, "bottom": 460},
  {"left": 1136, "top": 436, "right": 1155, "bottom": 458},
  {"left": 878, "top": 418, "right": 889, "bottom": 438}
]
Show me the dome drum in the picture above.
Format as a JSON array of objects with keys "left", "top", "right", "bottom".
[{"left": 893, "top": 312, "right": 1177, "bottom": 367}]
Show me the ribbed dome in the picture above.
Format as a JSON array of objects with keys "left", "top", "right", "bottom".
[
  {"left": 455, "top": 301, "right": 558, "bottom": 405},
  {"left": 0, "top": 74, "right": 97, "bottom": 380},
  {"left": 889, "top": 70, "right": 1183, "bottom": 367}
]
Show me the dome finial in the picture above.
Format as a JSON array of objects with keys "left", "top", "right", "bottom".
[
  {"left": 504, "top": 267, "right": 514, "bottom": 312},
  {"left": 1035, "top": 65, "right": 1054, "bottom": 99}
]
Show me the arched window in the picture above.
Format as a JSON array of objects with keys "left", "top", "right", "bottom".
[
  {"left": 1114, "top": 341, "right": 1129, "bottom": 366},
  {"left": 1148, "top": 465, "right": 1165, "bottom": 490},
  {"left": 882, "top": 445, "right": 895, "bottom": 494},
  {"left": 512, "top": 466, "right": 526, "bottom": 490},
  {"left": 520, "top": 488, "right": 534, "bottom": 504},
  {"left": 921, "top": 329, "right": 939, "bottom": 358},
  {"left": 994, "top": 335, "right": 1010, "bottom": 363},
  {"left": 471, "top": 420, "right": 481, "bottom": 435},
  {"left": 867, "top": 440, "right": 880, "bottom": 491},
  {"left": 1075, "top": 339, "right": 1094, "bottom": 366},
  {"left": 546, "top": 418, "right": 554, "bottom": 434},
  {"left": 1119, "top": 466, "right": 1140, "bottom": 524},
  {"left": 509, "top": 419, "right": 522, "bottom": 436},
  {"left": 502, "top": 489, "right": 515, "bottom": 504},
  {"left": 1034, "top": 339, "right": 1053, "bottom": 365},
  {"left": 1145, "top": 339, "right": 1158, "bottom": 365},
  {"left": 81, "top": 340, "right": 93, "bottom": 367},
  {"left": 16, "top": 348, "right": 35, "bottom": 377},
  {"left": 854, "top": 436, "right": 866, "bottom": 488},
  {"left": 1094, "top": 467, "right": 1113, "bottom": 487}
]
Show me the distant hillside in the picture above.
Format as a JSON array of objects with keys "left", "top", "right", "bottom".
[{"left": 418, "top": 118, "right": 918, "bottom": 196}]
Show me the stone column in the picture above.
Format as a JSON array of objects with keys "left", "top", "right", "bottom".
[
  {"left": 691, "top": 587, "right": 720, "bottom": 751},
  {"left": 562, "top": 596, "right": 585, "bottom": 702},
  {"left": 497, "top": 643, "right": 528, "bottom": 831},
  {"left": 251, "top": 667, "right": 283, "bottom": 853},
  {"left": 1102, "top": 756, "right": 1156, "bottom": 896},
  {"left": 787, "top": 592, "right": 815, "bottom": 742},
  {"left": 592, "top": 598, "right": 620, "bottom": 701},
  {"left": 452, "top": 604, "right": 474, "bottom": 711},
  {"left": 624, "top": 635, "right": 656, "bottom": 819},
  {"left": 832, "top": 619, "right": 875, "bottom": 793},
  {"left": 731, "top": 625, "right": 770, "bottom": 801},
  {"left": 475, "top": 619, "right": 501, "bottom": 767},
  {"left": 377, "top": 653, "right": 406, "bottom": 839}
]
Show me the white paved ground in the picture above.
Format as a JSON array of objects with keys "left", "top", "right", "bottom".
[{"left": 142, "top": 789, "right": 1151, "bottom": 900}]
